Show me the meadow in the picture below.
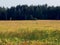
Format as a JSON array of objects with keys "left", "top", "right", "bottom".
[{"left": 0, "top": 20, "right": 60, "bottom": 45}]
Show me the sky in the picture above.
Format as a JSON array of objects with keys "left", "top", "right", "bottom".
[{"left": 0, "top": 0, "right": 60, "bottom": 8}]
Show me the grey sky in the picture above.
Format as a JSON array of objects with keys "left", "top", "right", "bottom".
[{"left": 0, "top": 0, "right": 60, "bottom": 8}]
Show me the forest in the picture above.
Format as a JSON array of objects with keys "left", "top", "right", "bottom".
[{"left": 0, "top": 4, "right": 60, "bottom": 20}]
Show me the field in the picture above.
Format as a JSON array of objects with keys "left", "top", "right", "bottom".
[
  {"left": 0, "top": 20, "right": 60, "bottom": 32},
  {"left": 0, "top": 20, "right": 60, "bottom": 45}
]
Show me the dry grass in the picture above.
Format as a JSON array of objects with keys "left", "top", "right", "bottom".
[
  {"left": 0, "top": 20, "right": 60, "bottom": 45},
  {"left": 0, "top": 20, "right": 60, "bottom": 32}
]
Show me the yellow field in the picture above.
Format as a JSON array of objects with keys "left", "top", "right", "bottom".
[
  {"left": 0, "top": 20, "right": 60, "bottom": 32},
  {"left": 0, "top": 20, "right": 60, "bottom": 45}
]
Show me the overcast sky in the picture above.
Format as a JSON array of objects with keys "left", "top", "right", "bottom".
[{"left": 0, "top": 0, "right": 60, "bottom": 8}]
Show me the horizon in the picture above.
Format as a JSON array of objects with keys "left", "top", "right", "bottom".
[{"left": 0, "top": 0, "right": 60, "bottom": 8}]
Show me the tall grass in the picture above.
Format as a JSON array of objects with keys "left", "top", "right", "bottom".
[{"left": 0, "top": 29, "right": 60, "bottom": 45}]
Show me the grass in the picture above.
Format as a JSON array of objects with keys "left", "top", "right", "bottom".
[
  {"left": 0, "top": 20, "right": 60, "bottom": 32},
  {"left": 0, "top": 20, "right": 60, "bottom": 45},
  {"left": 0, "top": 29, "right": 60, "bottom": 45}
]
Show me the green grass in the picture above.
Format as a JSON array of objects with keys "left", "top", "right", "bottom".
[{"left": 0, "top": 29, "right": 60, "bottom": 45}]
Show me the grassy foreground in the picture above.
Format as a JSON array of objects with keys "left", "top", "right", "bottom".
[
  {"left": 0, "top": 30, "right": 60, "bottom": 45},
  {"left": 0, "top": 20, "right": 60, "bottom": 45}
]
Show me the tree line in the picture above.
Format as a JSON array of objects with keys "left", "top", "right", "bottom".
[{"left": 0, "top": 4, "right": 60, "bottom": 20}]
